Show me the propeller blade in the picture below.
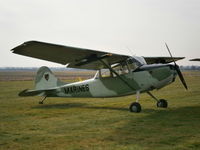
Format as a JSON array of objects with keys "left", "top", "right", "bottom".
[
  {"left": 165, "top": 43, "right": 188, "bottom": 90},
  {"left": 165, "top": 43, "right": 176, "bottom": 65},
  {"left": 175, "top": 65, "right": 188, "bottom": 90}
]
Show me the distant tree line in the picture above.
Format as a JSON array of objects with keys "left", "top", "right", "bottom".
[
  {"left": 180, "top": 66, "right": 200, "bottom": 71},
  {"left": 0, "top": 66, "right": 200, "bottom": 71},
  {"left": 0, "top": 67, "right": 91, "bottom": 72}
]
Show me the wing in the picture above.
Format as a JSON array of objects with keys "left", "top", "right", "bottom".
[
  {"left": 143, "top": 57, "right": 185, "bottom": 64},
  {"left": 12, "top": 41, "right": 129, "bottom": 70},
  {"left": 190, "top": 58, "right": 200, "bottom": 61}
]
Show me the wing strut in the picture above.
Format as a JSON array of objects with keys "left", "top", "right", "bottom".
[
  {"left": 147, "top": 91, "right": 158, "bottom": 102},
  {"left": 99, "top": 60, "right": 136, "bottom": 91}
]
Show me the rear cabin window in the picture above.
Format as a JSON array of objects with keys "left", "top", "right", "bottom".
[{"left": 101, "top": 69, "right": 111, "bottom": 78}]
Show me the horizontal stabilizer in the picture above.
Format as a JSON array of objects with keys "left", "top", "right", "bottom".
[{"left": 18, "top": 88, "right": 56, "bottom": 97}]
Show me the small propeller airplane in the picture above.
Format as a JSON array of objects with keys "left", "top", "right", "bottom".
[{"left": 12, "top": 41, "right": 187, "bottom": 113}]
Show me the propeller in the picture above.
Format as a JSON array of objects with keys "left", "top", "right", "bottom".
[{"left": 165, "top": 43, "right": 188, "bottom": 90}]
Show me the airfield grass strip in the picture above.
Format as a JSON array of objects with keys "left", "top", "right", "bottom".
[{"left": 0, "top": 71, "right": 200, "bottom": 150}]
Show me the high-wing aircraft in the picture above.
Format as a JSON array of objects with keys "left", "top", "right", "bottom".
[{"left": 12, "top": 41, "right": 187, "bottom": 113}]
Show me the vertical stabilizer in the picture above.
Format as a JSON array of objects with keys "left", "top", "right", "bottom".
[{"left": 35, "top": 66, "right": 65, "bottom": 90}]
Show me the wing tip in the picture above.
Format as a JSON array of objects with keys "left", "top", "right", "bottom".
[
  {"left": 190, "top": 58, "right": 200, "bottom": 61},
  {"left": 11, "top": 40, "right": 40, "bottom": 52}
]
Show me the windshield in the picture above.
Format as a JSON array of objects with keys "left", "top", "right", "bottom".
[{"left": 126, "top": 58, "right": 141, "bottom": 71}]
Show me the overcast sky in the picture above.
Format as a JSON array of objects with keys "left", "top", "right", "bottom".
[{"left": 0, "top": 0, "right": 200, "bottom": 67}]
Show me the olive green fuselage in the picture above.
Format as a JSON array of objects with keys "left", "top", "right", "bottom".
[{"left": 50, "top": 64, "right": 176, "bottom": 98}]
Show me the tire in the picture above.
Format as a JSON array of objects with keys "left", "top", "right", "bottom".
[
  {"left": 157, "top": 99, "right": 168, "bottom": 108},
  {"left": 129, "top": 102, "right": 141, "bottom": 113}
]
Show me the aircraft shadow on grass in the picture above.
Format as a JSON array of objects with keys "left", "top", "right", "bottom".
[
  {"left": 32, "top": 102, "right": 128, "bottom": 111},
  {"left": 32, "top": 103, "right": 87, "bottom": 109},
  {"left": 32, "top": 102, "right": 200, "bottom": 115},
  {"left": 32, "top": 103, "right": 200, "bottom": 147}
]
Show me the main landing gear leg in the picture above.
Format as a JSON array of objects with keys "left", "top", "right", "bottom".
[
  {"left": 129, "top": 91, "right": 142, "bottom": 113},
  {"left": 39, "top": 96, "right": 47, "bottom": 104},
  {"left": 147, "top": 92, "right": 168, "bottom": 108}
]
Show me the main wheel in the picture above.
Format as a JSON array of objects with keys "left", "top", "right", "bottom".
[
  {"left": 129, "top": 102, "right": 141, "bottom": 113},
  {"left": 157, "top": 99, "right": 168, "bottom": 108}
]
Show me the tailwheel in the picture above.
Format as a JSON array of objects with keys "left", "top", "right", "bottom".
[
  {"left": 39, "top": 101, "right": 44, "bottom": 104},
  {"left": 157, "top": 99, "right": 168, "bottom": 108},
  {"left": 39, "top": 96, "right": 47, "bottom": 104},
  {"left": 129, "top": 102, "right": 141, "bottom": 113}
]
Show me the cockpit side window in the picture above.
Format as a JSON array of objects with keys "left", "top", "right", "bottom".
[
  {"left": 98, "top": 57, "right": 142, "bottom": 78},
  {"left": 99, "top": 63, "right": 130, "bottom": 78},
  {"left": 111, "top": 62, "right": 129, "bottom": 76}
]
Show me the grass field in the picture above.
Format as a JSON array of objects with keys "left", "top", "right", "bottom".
[{"left": 0, "top": 71, "right": 200, "bottom": 150}]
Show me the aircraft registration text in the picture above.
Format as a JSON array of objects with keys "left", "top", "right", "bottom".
[{"left": 64, "top": 84, "right": 89, "bottom": 94}]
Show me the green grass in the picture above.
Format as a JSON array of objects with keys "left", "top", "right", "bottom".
[{"left": 0, "top": 72, "right": 200, "bottom": 150}]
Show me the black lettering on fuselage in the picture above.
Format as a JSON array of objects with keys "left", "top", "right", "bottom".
[{"left": 63, "top": 84, "right": 89, "bottom": 94}]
